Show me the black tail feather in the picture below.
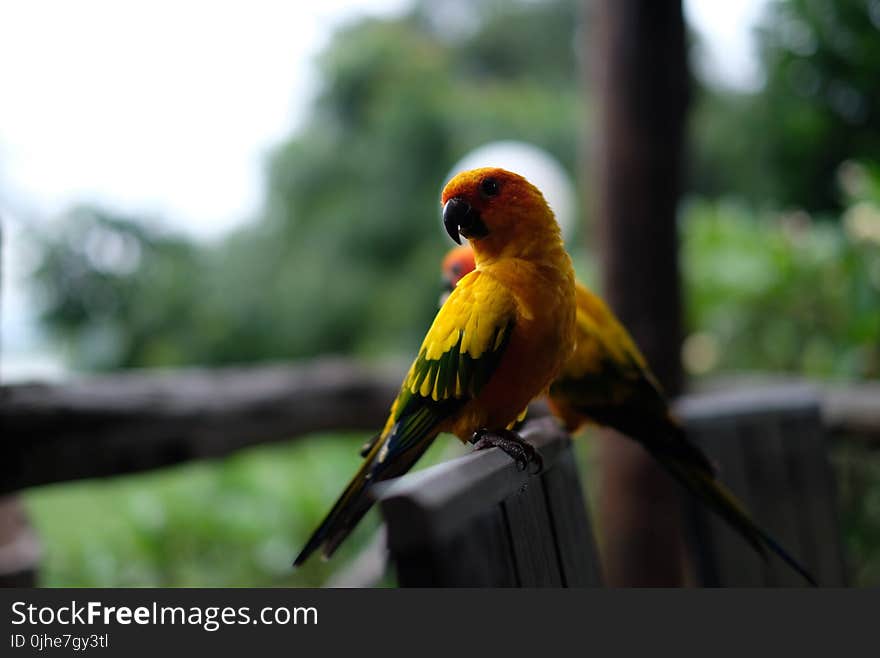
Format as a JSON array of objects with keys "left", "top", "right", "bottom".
[
  {"left": 607, "top": 409, "right": 817, "bottom": 585},
  {"left": 754, "top": 525, "right": 818, "bottom": 587},
  {"left": 294, "top": 428, "right": 438, "bottom": 567},
  {"left": 293, "top": 457, "right": 374, "bottom": 567},
  {"left": 658, "top": 452, "right": 817, "bottom": 586}
]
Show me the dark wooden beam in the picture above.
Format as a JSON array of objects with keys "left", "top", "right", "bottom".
[
  {"left": 820, "top": 384, "right": 880, "bottom": 445},
  {"left": 692, "top": 374, "right": 880, "bottom": 446},
  {"left": 593, "top": 0, "right": 689, "bottom": 392},
  {"left": 0, "top": 359, "right": 402, "bottom": 494},
  {"left": 591, "top": 0, "right": 691, "bottom": 586}
]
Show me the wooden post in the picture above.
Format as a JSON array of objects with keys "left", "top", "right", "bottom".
[
  {"left": 0, "top": 497, "right": 41, "bottom": 587},
  {"left": 0, "top": 219, "right": 42, "bottom": 586},
  {"left": 591, "top": 0, "right": 691, "bottom": 585}
]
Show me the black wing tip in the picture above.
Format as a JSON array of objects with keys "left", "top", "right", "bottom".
[
  {"left": 781, "top": 557, "right": 819, "bottom": 588},
  {"left": 293, "top": 525, "right": 334, "bottom": 569},
  {"left": 759, "top": 531, "right": 819, "bottom": 587},
  {"left": 292, "top": 545, "right": 317, "bottom": 569},
  {"left": 292, "top": 548, "right": 331, "bottom": 570},
  {"left": 785, "top": 556, "right": 819, "bottom": 587}
]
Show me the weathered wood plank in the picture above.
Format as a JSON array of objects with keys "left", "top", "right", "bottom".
[
  {"left": 378, "top": 417, "right": 569, "bottom": 554},
  {"left": 380, "top": 418, "right": 596, "bottom": 588},
  {"left": 781, "top": 413, "right": 848, "bottom": 586},
  {"left": 540, "top": 449, "right": 602, "bottom": 586},
  {"left": 0, "top": 359, "right": 402, "bottom": 493},
  {"left": 393, "top": 508, "right": 518, "bottom": 587},
  {"left": 690, "top": 375, "right": 880, "bottom": 446},
  {"left": 502, "top": 481, "right": 563, "bottom": 587},
  {"left": 676, "top": 384, "right": 821, "bottom": 423},
  {"left": 685, "top": 421, "right": 765, "bottom": 587},
  {"left": 822, "top": 384, "right": 880, "bottom": 446},
  {"left": 740, "top": 417, "right": 807, "bottom": 587},
  {"left": 680, "top": 385, "right": 845, "bottom": 587}
]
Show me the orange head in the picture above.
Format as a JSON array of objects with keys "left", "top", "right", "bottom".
[
  {"left": 441, "top": 167, "right": 562, "bottom": 264},
  {"left": 441, "top": 245, "right": 476, "bottom": 292}
]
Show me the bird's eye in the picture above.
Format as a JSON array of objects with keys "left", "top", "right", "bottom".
[{"left": 480, "top": 177, "right": 500, "bottom": 198}]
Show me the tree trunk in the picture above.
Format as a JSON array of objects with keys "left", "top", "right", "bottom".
[{"left": 591, "top": 0, "right": 691, "bottom": 586}]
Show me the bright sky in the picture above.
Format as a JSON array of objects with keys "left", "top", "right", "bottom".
[
  {"left": 0, "top": 0, "right": 766, "bottom": 238},
  {"left": 0, "top": 0, "right": 409, "bottom": 238},
  {"left": 0, "top": 0, "right": 766, "bottom": 379},
  {"left": 684, "top": 0, "right": 767, "bottom": 91}
]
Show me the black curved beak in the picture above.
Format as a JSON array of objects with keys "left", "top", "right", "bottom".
[
  {"left": 443, "top": 197, "right": 467, "bottom": 244},
  {"left": 442, "top": 197, "right": 489, "bottom": 244}
]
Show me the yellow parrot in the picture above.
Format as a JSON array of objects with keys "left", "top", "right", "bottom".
[
  {"left": 294, "top": 168, "right": 576, "bottom": 565},
  {"left": 441, "top": 246, "right": 817, "bottom": 585}
]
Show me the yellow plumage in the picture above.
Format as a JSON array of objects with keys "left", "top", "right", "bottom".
[{"left": 294, "top": 167, "right": 575, "bottom": 565}]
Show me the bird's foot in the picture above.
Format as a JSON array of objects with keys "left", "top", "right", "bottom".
[{"left": 470, "top": 428, "right": 543, "bottom": 474}]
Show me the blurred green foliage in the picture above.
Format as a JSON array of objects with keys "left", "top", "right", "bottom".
[
  {"left": 694, "top": 0, "right": 880, "bottom": 212},
  {"left": 834, "top": 442, "right": 880, "bottom": 585},
  {"left": 24, "top": 432, "right": 473, "bottom": 587},
  {"left": 30, "top": 0, "right": 583, "bottom": 371},
  {"left": 33, "top": 209, "right": 204, "bottom": 369},
  {"left": 681, "top": 167, "right": 880, "bottom": 379}
]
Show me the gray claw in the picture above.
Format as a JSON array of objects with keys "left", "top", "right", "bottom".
[{"left": 470, "top": 428, "right": 543, "bottom": 474}]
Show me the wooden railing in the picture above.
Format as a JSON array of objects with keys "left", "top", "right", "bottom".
[
  {"left": 0, "top": 358, "right": 399, "bottom": 587},
  {"left": 692, "top": 374, "right": 880, "bottom": 447},
  {"left": 1, "top": 360, "right": 878, "bottom": 586},
  {"left": 1, "top": 359, "right": 403, "bottom": 494}
]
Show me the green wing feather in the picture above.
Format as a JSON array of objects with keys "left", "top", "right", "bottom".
[{"left": 295, "top": 271, "right": 516, "bottom": 565}]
